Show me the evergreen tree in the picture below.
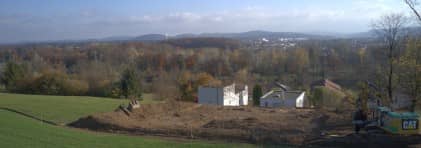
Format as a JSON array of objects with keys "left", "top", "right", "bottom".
[
  {"left": 0, "top": 62, "right": 25, "bottom": 91},
  {"left": 120, "top": 68, "right": 142, "bottom": 99},
  {"left": 252, "top": 84, "right": 262, "bottom": 106}
]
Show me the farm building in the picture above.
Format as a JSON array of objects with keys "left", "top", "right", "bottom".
[
  {"left": 198, "top": 83, "right": 248, "bottom": 106},
  {"left": 260, "top": 84, "right": 306, "bottom": 108}
]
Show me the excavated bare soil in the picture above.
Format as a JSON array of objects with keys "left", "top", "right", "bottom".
[{"left": 69, "top": 102, "right": 421, "bottom": 147}]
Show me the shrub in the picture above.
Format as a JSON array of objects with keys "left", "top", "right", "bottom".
[
  {"left": 110, "top": 81, "right": 122, "bottom": 98},
  {"left": 311, "top": 86, "right": 346, "bottom": 109},
  {"left": 87, "top": 79, "right": 113, "bottom": 97},
  {"left": 29, "top": 71, "right": 88, "bottom": 96},
  {"left": 0, "top": 62, "right": 25, "bottom": 91},
  {"left": 32, "top": 72, "right": 66, "bottom": 95},
  {"left": 62, "top": 79, "right": 89, "bottom": 96}
]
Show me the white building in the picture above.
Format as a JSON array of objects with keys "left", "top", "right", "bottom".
[
  {"left": 260, "top": 86, "right": 306, "bottom": 108},
  {"left": 198, "top": 83, "right": 248, "bottom": 106}
]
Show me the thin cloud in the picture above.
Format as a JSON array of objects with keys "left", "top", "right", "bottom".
[{"left": 0, "top": 0, "right": 414, "bottom": 43}]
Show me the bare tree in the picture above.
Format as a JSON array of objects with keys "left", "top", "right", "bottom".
[
  {"left": 404, "top": 0, "right": 421, "bottom": 22},
  {"left": 404, "top": 0, "right": 421, "bottom": 111},
  {"left": 372, "top": 13, "right": 408, "bottom": 103}
]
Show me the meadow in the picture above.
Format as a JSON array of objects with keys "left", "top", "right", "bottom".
[
  {"left": 0, "top": 93, "right": 161, "bottom": 124},
  {"left": 0, "top": 110, "right": 254, "bottom": 148},
  {"left": 0, "top": 93, "right": 256, "bottom": 148}
]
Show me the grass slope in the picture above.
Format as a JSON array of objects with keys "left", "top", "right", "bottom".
[
  {"left": 0, "top": 110, "right": 254, "bottom": 148},
  {"left": 0, "top": 93, "right": 132, "bottom": 124}
]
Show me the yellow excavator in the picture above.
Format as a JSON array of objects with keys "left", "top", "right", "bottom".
[
  {"left": 353, "top": 81, "right": 419, "bottom": 135},
  {"left": 363, "top": 106, "right": 419, "bottom": 135}
]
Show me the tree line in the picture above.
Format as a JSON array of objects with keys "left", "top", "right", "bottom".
[{"left": 0, "top": 1, "right": 420, "bottom": 108}]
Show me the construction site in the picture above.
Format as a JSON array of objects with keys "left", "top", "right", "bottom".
[{"left": 69, "top": 101, "right": 421, "bottom": 147}]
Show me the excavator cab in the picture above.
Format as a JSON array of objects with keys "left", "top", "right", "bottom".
[{"left": 373, "top": 106, "right": 419, "bottom": 135}]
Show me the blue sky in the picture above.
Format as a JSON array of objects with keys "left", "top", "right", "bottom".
[{"left": 0, "top": 0, "right": 413, "bottom": 43}]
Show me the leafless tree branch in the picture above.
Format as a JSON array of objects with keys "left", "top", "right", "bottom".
[
  {"left": 372, "top": 13, "right": 408, "bottom": 103},
  {"left": 404, "top": 0, "right": 421, "bottom": 22}
]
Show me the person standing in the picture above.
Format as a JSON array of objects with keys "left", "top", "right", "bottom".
[{"left": 353, "top": 109, "right": 366, "bottom": 134}]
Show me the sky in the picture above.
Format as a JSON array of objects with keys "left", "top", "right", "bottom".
[{"left": 0, "top": 0, "right": 414, "bottom": 43}]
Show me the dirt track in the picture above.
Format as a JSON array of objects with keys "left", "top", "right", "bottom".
[{"left": 69, "top": 102, "right": 421, "bottom": 147}]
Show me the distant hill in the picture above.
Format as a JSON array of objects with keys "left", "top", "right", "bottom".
[
  {"left": 99, "top": 30, "right": 334, "bottom": 43},
  {"left": 117, "top": 27, "right": 421, "bottom": 42},
  {"left": 134, "top": 34, "right": 167, "bottom": 41},
  {"left": 163, "top": 37, "right": 241, "bottom": 49},
  {"left": 175, "top": 33, "right": 198, "bottom": 38},
  {"left": 174, "top": 30, "right": 333, "bottom": 41},
  {"left": 334, "top": 27, "right": 421, "bottom": 39},
  {"left": 343, "top": 31, "right": 375, "bottom": 38},
  {"left": 223, "top": 30, "right": 329, "bottom": 40},
  {"left": 8, "top": 28, "right": 421, "bottom": 45},
  {"left": 101, "top": 36, "right": 134, "bottom": 41}
]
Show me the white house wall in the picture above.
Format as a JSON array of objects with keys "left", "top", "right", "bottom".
[
  {"left": 223, "top": 84, "right": 239, "bottom": 106},
  {"left": 295, "top": 92, "right": 305, "bottom": 108}
]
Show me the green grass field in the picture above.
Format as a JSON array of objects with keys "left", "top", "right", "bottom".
[
  {"left": 0, "top": 93, "right": 160, "bottom": 124},
  {"left": 0, "top": 93, "right": 130, "bottom": 124},
  {"left": 0, "top": 110, "right": 254, "bottom": 148},
  {"left": 0, "top": 93, "right": 257, "bottom": 148}
]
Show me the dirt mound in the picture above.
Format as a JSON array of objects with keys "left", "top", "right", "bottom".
[
  {"left": 70, "top": 102, "right": 351, "bottom": 145},
  {"left": 203, "top": 117, "right": 259, "bottom": 129}
]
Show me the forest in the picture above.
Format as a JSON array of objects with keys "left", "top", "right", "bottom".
[{"left": 0, "top": 32, "right": 419, "bottom": 109}]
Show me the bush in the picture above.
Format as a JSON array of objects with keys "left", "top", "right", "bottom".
[
  {"left": 14, "top": 76, "right": 36, "bottom": 94},
  {"left": 311, "top": 86, "right": 346, "bottom": 109},
  {"left": 16, "top": 71, "right": 89, "bottom": 96},
  {"left": 87, "top": 79, "right": 113, "bottom": 97},
  {"left": 62, "top": 79, "right": 89, "bottom": 96},
  {"left": 32, "top": 72, "right": 67, "bottom": 95},
  {"left": 109, "top": 81, "right": 123, "bottom": 98},
  {"left": 0, "top": 62, "right": 25, "bottom": 91}
]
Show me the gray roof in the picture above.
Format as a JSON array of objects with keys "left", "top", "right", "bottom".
[
  {"left": 275, "top": 82, "right": 291, "bottom": 91},
  {"left": 260, "top": 90, "right": 304, "bottom": 100}
]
